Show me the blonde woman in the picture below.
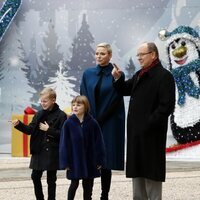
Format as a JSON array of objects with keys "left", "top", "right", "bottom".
[{"left": 80, "top": 43, "right": 125, "bottom": 200}]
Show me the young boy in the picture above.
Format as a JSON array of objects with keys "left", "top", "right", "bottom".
[{"left": 11, "top": 87, "right": 67, "bottom": 200}]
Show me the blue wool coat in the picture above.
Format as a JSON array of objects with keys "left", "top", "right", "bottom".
[
  {"left": 80, "top": 63, "right": 125, "bottom": 170},
  {"left": 59, "top": 114, "right": 106, "bottom": 180}
]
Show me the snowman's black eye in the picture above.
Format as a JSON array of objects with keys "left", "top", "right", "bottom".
[
  {"left": 181, "top": 41, "right": 186, "bottom": 46},
  {"left": 171, "top": 44, "right": 176, "bottom": 49}
]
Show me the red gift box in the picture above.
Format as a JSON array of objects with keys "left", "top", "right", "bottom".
[{"left": 11, "top": 107, "right": 36, "bottom": 157}]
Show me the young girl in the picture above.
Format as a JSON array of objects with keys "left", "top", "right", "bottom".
[{"left": 59, "top": 95, "right": 106, "bottom": 200}]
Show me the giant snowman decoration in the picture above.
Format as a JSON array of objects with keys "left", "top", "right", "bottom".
[{"left": 159, "top": 26, "right": 200, "bottom": 144}]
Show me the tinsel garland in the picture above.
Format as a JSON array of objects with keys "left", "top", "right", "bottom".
[
  {"left": 160, "top": 26, "right": 200, "bottom": 49},
  {"left": 0, "top": 0, "right": 22, "bottom": 40},
  {"left": 166, "top": 140, "right": 200, "bottom": 153},
  {"left": 171, "top": 59, "right": 200, "bottom": 106},
  {"left": 168, "top": 26, "right": 199, "bottom": 38}
]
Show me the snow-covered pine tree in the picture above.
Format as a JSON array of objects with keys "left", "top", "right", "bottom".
[
  {"left": 45, "top": 60, "right": 78, "bottom": 110},
  {"left": 67, "top": 13, "right": 95, "bottom": 92},
  {"left": 18, "top": 36, "right": 40, "bottom": 104},
  {"left": 40, "top": 19, "right": 63, "bottom": 86},
  {"left": 125, "top": 57, "right": 136, "bottom": 79},
  {"left": 0, "top": 23, "right": 35, "bottom": 117}
]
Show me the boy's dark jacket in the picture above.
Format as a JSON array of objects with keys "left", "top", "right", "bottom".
[
  {"left": 15, "top": 103, "right": 67, "bottom": 170},
  {"left": 59, "top": 113, "right": 106, "bottom": 180}
]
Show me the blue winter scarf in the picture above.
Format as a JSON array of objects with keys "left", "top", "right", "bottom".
[{"left": 171, "top": 59, "right": 200, "bottom": 106}]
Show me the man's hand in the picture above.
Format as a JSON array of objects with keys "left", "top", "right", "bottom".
[{"left": 111, "top": 63, "right": 122, "bottom": 80}]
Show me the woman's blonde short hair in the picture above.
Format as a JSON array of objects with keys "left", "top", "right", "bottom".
[
  {"left": 71, "top": 95, "right": 90, "bottom": 113},
  {"left": 96, "top": 42, "right": 112, "bottom": 54},
  {"left": 40, "top": 87, "right": 57, "bottom": 99}
]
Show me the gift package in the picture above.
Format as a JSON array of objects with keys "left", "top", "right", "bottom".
[
  {"left": 11, "top": 106, "right": 71, "bottom": 157},
  {"left": 11, "top": 114, "right": 33, "bottom": 157}
]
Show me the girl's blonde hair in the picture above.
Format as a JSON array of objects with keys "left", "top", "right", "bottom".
[
  {"left": 40, "top": 87, "right": 56, "bottom": 99},
  {"left": 71, "top": 95, "right": 90, "bottom": 113}
]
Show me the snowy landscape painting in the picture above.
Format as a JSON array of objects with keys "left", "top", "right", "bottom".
[{"left": 0, "top": 0, "right": 200, "bottom": 154}]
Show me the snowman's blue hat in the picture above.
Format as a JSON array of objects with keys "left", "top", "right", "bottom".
[
  {"left": 158, "top": 25, "right": 200, "bottom": 48},
  {"left": 168, "top": 26, "right": 199, "bottom": 38}
]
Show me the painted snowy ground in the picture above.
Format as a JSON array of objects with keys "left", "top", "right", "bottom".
[
  {"left": 166, "top": 143, "right": 200, "bottom": 162},
  {"left": 166, "top": 121, "right": 200, "bottom": 161},
  {"left": 0, "top": 119, "right": 11, "bottom": 154}
]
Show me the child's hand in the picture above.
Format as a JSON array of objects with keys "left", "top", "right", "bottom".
[
  {"left": 39, "top": 121, "right": 49, "bottom": 131},
  {"left": 8, "top": 119, "right": 19, "bottom": 127},
  {"left": 97, "top": 165, "right": 102, "bottom": 170},
  {"left": 67, "top": 113, "right": 73, "bottom": 118}
]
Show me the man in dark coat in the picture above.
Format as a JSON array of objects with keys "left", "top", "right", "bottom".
[
  {"left": 80, "top": 43, "right": 125, "bottom": 200},
  {"left": 112, "top": 42, "right": 175, "bottom": 199},
  {"left": 11, "top": 87, "right": 67, "bottom": 200}
]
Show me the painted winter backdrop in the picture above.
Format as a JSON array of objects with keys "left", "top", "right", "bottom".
[{"left": 0, "top": 0, "right": 200, "bottom": 154}]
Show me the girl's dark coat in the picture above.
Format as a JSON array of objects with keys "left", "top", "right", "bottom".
[
  {"left": 114, "top": 62, "right": 175, "bottom": 181},
  {"left": 59, "top": 114, "right": 106, "bottom": 180},
  {"left": 80, "top": 63, "right": 125, "bottom": 170},
  {"left": 15, "top": 104, "right": 67, "bottom": 170}
]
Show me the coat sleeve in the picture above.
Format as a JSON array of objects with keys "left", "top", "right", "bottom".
[
  {"left": 80, "top": 71, "right": 88, "bottom": 96},
  {"left": 94, "top": 121, "right": 106, "bottom": 167},
  {"left": 149, "top": 71, "right": 175, "bottom": 127},
  {"left": 15, "top": 113, "right": 38, "bottom": 135},
  {"left": 113, "top": 73, "right": 135, "bottom": 96},
  {"left": 59, "top": 121, "right": 71, "bottom": 170}
]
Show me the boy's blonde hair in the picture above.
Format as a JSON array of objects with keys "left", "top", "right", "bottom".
[
  {"left": 71, "top": 95, "right": 90, "bottom": 113},
  {"left": 40, "top": 87, "right": 57, "bottom": 99},
  {"left": 96, "top": 42, "right": 112, "bottom": 54}
]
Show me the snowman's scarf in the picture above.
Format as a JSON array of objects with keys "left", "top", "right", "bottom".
[{"left": 171, "top": 59, "right": 200, "bottom": 106}]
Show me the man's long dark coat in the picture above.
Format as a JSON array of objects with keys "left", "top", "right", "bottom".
[{"left": 114, "top": 62, "right": 175, "bottom": 181}]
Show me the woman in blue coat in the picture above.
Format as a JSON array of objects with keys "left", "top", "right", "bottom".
[
  {"left": 80, "top": 43, "right": 125, "bottom": 200},
  {"left": 59, "top": 95, "right": 106, "bottom": 200}
]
